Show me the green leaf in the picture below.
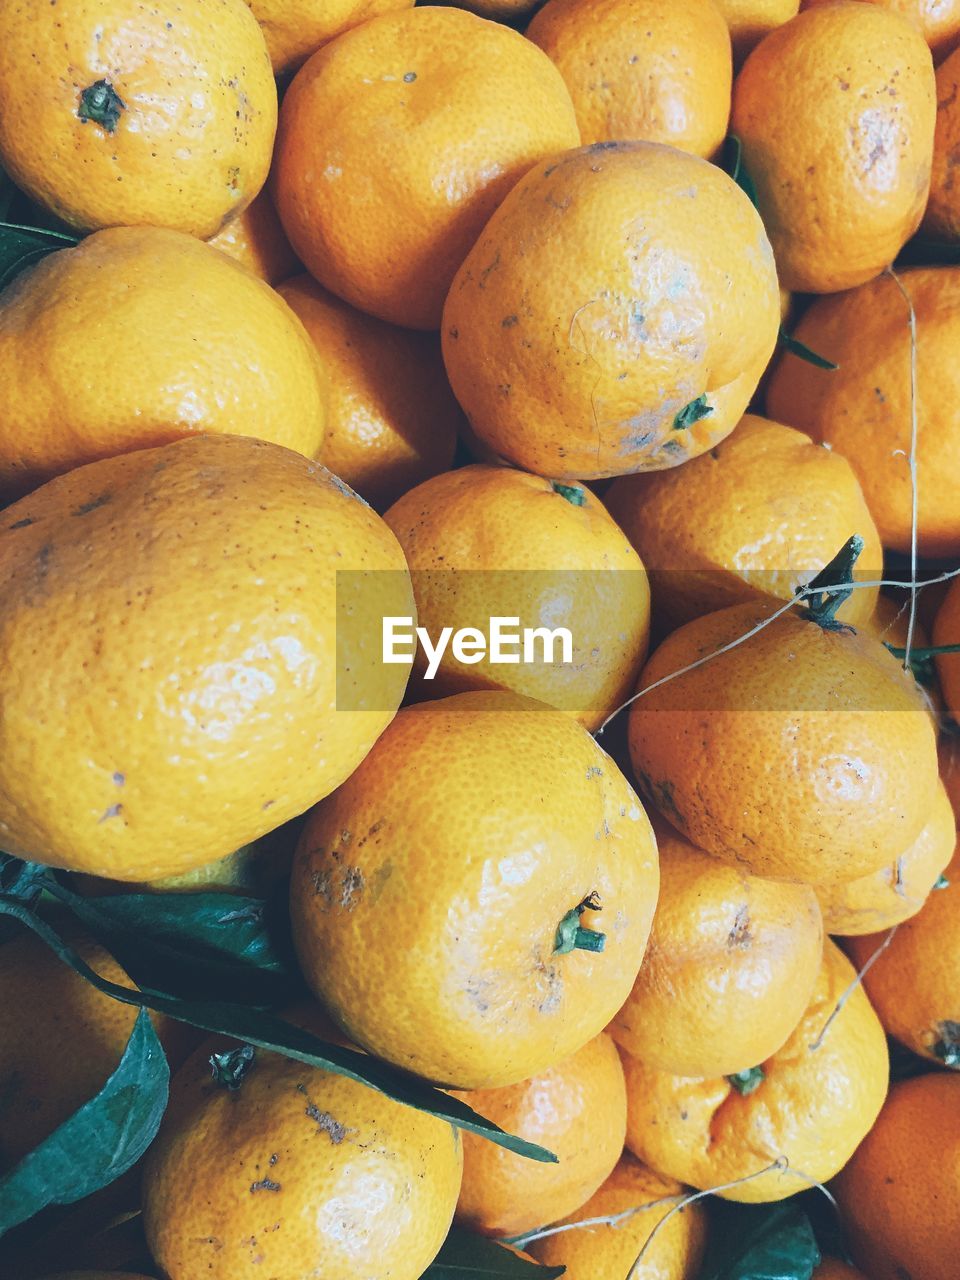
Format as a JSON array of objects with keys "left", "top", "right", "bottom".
[
  {"left": 777, "top": 328, "right": 838, "bottom": 371},
  {"left": 674, "top": 395, "right": 714, "bottom": 430},
  {"left": 726, "top": 1065, "right": 764, "bottom": 1096},
  {"left": 0, "top": 221, "right": 78, "bottom": 291},
  {"left": 0, "top": 1009, "right": 168, "bottom": 1237},
  {"left": 722, "top": 135, "right": 759, "bottom": 209},
  {"left": 551, "top": 482, "right": 587, "bottom": 507},
  {"left": 424, "top": 1229, "right": 564, "bottom": 1278},
  {"left": 0, "top": 856, "right": 48, "bottom": 903},
  {"left": 699, "top": 1202, "right": 821, "bottom": 1280}
]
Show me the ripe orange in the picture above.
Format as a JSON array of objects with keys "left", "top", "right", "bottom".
[
  {"left": 0, "top": 434, "right": 414, "bottom": 882},
  {"left": 526, "top": 0, "right": 732, "bottom": 156},
  {"left": 208, "top": 190, "right": 300, "bottom": 286},
  {"left": 716, "top": 0, "right": 800, "bottom": 62},
  {"left": 272, "top": 7, "right": 579, "bottom": 329},
  {"left": 934, "top": 577, "right": 960, "bottom": 718},
  {"left": 452, "top": 1032, "right": 627, "bottom": 1238},
  {"left": 731, "top": 2, "right": 936, "bottom": 293},
  {"left": 442, "top": 142, "right": 780, "bottom": 481},
  {"left": 924, "top": 44, "right": 960, "bottom": 238},
  {"left": 803, "top": 0, "right": 960, "bottom": 59},
  {"left": 244, "top": 0, "right": 414, "bottom": 74}
]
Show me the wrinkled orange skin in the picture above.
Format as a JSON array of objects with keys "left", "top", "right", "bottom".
[
  {"left": 0, "top": 0, "right": 276, "bottom": 237},
  {"left": 834, "top": 1073, "right": 960, "bottom": 1280},
  {"left": 443, "top": 142, "right": 780, "bottom": 481},
  {"left": 934, "top": 576, "right": 960, "bottom": 716},
  {"left": 452, "top": 1033, "right": 626, "bottom": 1238},
  {"left": 244, "top": 0, "right": 414, "bottom": 74},
  {"left": 272, "top": 7, "right": 580, "bottom": 330},
  {"left": 717, "top": 0, "right": 800, "bottom": 62},
  {"left": 527, "top": 0, "right": 732, "bottom": 156},
  {"left": 732, "top": 2, "right": 935, "bottom": 293},
  {"left": 208, "top": 190, "right": 300, "bottom": 285},
  {"left": 803, "top": 0, "right": 960, "bottom": 58},
  {"left": 923, "top": 45, "right": 960, "bottom": 237}
]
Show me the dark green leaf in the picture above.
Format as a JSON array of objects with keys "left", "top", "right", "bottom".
[
  {"left": 0, "top": 855, "right": 48, "bottom": 903},
  {"left": 674, "top": 395, "right": 714, "bottom": 430},
  {"left": 551, "top": 483, "right": 587, "bottom": 507},
  {"left": 0, "top": 169, "right": 14, "bottom": 222},
  {"left": 699, "top": 1201, "right": 821, "bottom": 1280},
  {"left": 424, "top": 1229, "right": 564, "bottom": 1278},
  {"left": 722, "top": 135, "right": 759, "bottom": 209},
  {"left": 0, "top": 221, "right": 78, "bottom": 291},
  {"left": 777, "top": 328, "right": 838, "bottom": 372},
  {"left": 0, "top": 1009, "right": 168, "bottom": 1237}
]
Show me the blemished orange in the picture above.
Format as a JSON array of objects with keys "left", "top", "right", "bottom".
[
  {"left": 766, "top": 268, "right": 960, "bottom": 557},
  {"left": 621, "top": 940, "right": 889, "bottom": 1203},
  {"left": 452, "top": 1033, "right": 627, "bottom": 1238},
  {"left": 442, "top": 142, "right": 780, "bottom": 481},
  {"left": 0, "top": 0, "right": 276, "bottom": 238},
  {"left": 528, "top": 1153, "right": 708, "bottom": 1280},
  {"left": 142, "top": 1037, "right": 462, "bottom": 1280},
  {"left": 609, "top": 827, "right": 824, "bottom": 1078},
  {"left": 834, "top": 1073, "right": 960, "bottom": 1280},
  {"left": 934, "top": 576, "right": 960, "bottom": 717},
  {"left": 716, "top": 0, "right": 800, "bottom": 62},
  {"left": 0, "top": 227, "right": 325, "bottom": 500},
  {"left": 277, "top": 275, "right": 459, "bottom": 511},
  {"left": 0, "top": 434, "right": 414, "bottom": 882},
  {"left": 272, "top": 7, "right": 579, "bottom": 330},
  {"left": 383, "top": 466, "right": 650, "bottom": 729},
  {"left": 924, "top": 45, "right": 960, "bottom": 238},
  {"left": 604, "top": 415, "right": 884, "bottom": 632},
  {"left": 208, "top": 190, "right": 300, "bottom": 286},
  {"left": 812, "top": 1262, "right": 872, "bottom": 1280},
  {"left": 290, "top": 691, "right": 660, "bottom": 1089},
  {"left": 803, "top": 0, "right": 960, "bottom": 59},
  {"left": 526, "top": 0, "right": 732, "bottom": 156},
  {"left": 628, "top": 602, "right": 939, "bottom": 884},
  {"left": 244, "top": 0, "right": 414, "bottom": 74},
  {"left": 731, "top": 2, "right": 936, "bottom": 293}
]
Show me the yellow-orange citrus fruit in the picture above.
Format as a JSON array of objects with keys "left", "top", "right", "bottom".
[
  {"left": 208, "top": 190, "right": 300, "bottom": 285},
  {"left": 526, "top": 0, "right": 732, "bottom": 156},
  {"left": 278, "top": 275, "right": 459, "bottom": 510},
  {"left": 529, "top": 1153, "right": 708, "bottom": 1280},
  {"left": 622, "top": 940, "right": 889, "bottom": 1202},
  {"left": 245, "top": 0, "right": 414, "bottom": 73},
  {"left": 628, "top": 602, "right": 939, "bottom": 883},
  {"left": 0, "top": 227, "right": 326, "bottom": 500},
  {"left": 383, "top": 466, "right": 650, "bottom": 729},
  {"left": 290, "top": 691, "right": 660, "bottom": 1089},
  {"left": 767, "top": 267, "right": 960, "bottom": 557},
  {"left": 803, "top": 0, "right": 960, "bottom": 58},
  {"left": 605, "top": 415, "right": 884, "bottom": 632},
  {"left": 934, "top": 576, "right": 960, "bottom": 717},
  {"left": 716, "top": 0, "right": 800, "bottom": 62},
  {"left": 452, "top": 1032, "right": 627, "bottom": 1238},
  {"left": 861, "top": 592, "right": 930, "bottom": 651},
  {"left": 834, "top": 1072, "right": 960, "bottom": 1280},
  {"left": 731, "top": 2, "right": 935, "bottom": 293},
  {"left": 443, "top": 142, "right": 779, "bottom": 481},
  {"left": 609, "top": 827, "right": 824, "bottom": 1077},
  {"left": 272, "top": 7, "right": 579, "bottom": 329},
  {"left": 924, "top": 44, "right": 960, "bottom": 237},
  {"left": 0, "top": 0, "right": 276, "bottom": 237},
  {"left": 142, "top": 1037, "right": 462, "bottom": 1280},
  {"left": 812, "top": 1262, "right": 872, "bottom": 1280},
  {"left": 0, "top": 434, "right": 413, "bottom": 881}
]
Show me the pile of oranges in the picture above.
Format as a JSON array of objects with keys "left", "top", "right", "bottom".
[{"left": 1, "top": 0, "right": 959, "bottom": 1278}]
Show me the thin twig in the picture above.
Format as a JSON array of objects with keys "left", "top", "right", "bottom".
[
  {"left": 885, "top": 267, "right": 920, "bottom": 674},
  {"left": 808, "top": 926, "right": 899, "bottom": 1052},
  {"left": 506, "top": 1193, "right": 684, "bottom": 1250}
]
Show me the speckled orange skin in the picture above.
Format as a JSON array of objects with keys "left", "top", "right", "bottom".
[
  {"left": 717, "top": 0, "right": 800, "bottom": 62},
  {"left": 442, "top": 142, "right": 779, "bottom": 481},
  {"left": 290, "top": 692, "right": 660, "bottom": 1089},
  {"left": 835, "top": 1073, "right": 960, "bottom": 1280},
  {"left": 605, "top": 416, "right": 884, "bottom": 632},
  {"left": 452, "top": 1033, "right": 625, "bottom": 1238},
  {"left": 803, "top": 0, "right": 960, "bottom": 58},
  {"left": 0, "top": 434, "right": 414, "bottom": 882},
  {"left": 0, "top": 0, "right": 276, "bottom": 237},
  {"left": 278, "top": 275, "right": 459, "bottom": 511},
  {"left": 732, "top": 2, "right": 935, "bottom": 293},
  {"left": 529, "top": 1153, "right": 707, "bottom": 1280},
  {"left": 628, "top": 603, "right": 939, "bottom": 884},
  {"left": 244, "top": 0, "right": 414, "bottom": 74},
  {"left": 207, "top": 189, "right": 300, "bottom": 285},
  {"left": 527, "top": 0, "right": 732, "bottom": 155},
  {"left": 272, "top": 7, "right": 580, "bottom": 330},
  {"left": 935, "top": 573, "right": 960, "bottom": 716},
  {"left": 142, "top": 1037, "right": 462, "bottom": 1280},
  {"left": 609, "top": 827, "right": 824, "bottom": 1077},
  {"left": 767, "top": 268, "right": 960, "bottom": 557},
  {"left": 924, "top": 46, "right": 960, "bottom": 237},
  {"left": 622, "top": 941, "right": 889, "bottom": 1203},
  {"left": 0, "top": 227, "right": 326, "bottom": 501}
]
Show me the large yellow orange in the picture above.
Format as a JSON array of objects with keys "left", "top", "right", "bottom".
[
  {"left": 803, "top": 0, "right": 960, "bottom": 58},
  {"left": 207, "top": 190, "right": 300, "bottom": 286},
  {"left": 244, "top": 0, "right": 414, "bottom": 74},
  {"left": 716, "top": 0, "right": 800, "bottom": 62},
  {"left": 934, "top": 576, "right": 960, "bottom": 717},
  {"left": 924, "top": 44, "right": 960, "bottom": 238}
]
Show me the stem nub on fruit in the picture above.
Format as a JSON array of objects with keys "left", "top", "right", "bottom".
[
  {"left": 209, "top": 1044, "right": 255, "bottom": 1090},
  {"left": 800, "top": 534, "right": 863, "bottom": 630},
  {"left": 726, "top": 1065, "right": 764, "bottom": 1096},
  {"left": 77, "top": 80, "right": 125, "bottom": 133},
  {"left": 555, "top": 890, "right": 606, "bottom": 954}
]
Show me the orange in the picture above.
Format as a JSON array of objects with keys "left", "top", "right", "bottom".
[
  {"left": 628, "top": 601, "right": 939, "bottom": 883},
  {"left": 0, "top": 0, "right": 276, "bottom": 238},
  {"left": 272, "top": 7, "right": 580, "bottom": 329},
  {"left": 716, "top": 0, "right": 801, "bottom": 62},
  {"left": 383, "top": 465, "right": 651, "bottom": 729},
  {"left": 245, "top": 0, "right": 414, "bottom": 74},
  {"left": 766, "top": 267, "right": 960, "bottom": 557},
  {"left": 142, "top": 1035, "right": 462, "bottom": 1280},
  {"left": 605, "top": 415, "right": 884, "bottom": 633},
  {"left": 0, "top": 227, "right": 326, "bottom": 500},
  {"left": 451, "top": 1032, "right": 627, "bottom": 1238},
  {"left": 208, "top": 190, "right": 300, "bottom": 286},
  {"left": 941, "top": 731, "right": 960, "bottom": 811},
  {"left": 934, "top": 575, "right": 960, "bottom": 717},
  {"left": 277, "top": 275, "right": 459, "bottom": 510},
  {"left": 621, "top": 940, "right": 889, "bottom": 1203},
  {"left": 834, "top": 1072, "right": 960, "bottom": 1280},
  {"left": 290, "top": 691, "right": 660, "bottom": 1089},
  {"left": 924, "top": 45, "right": 960, "bottom": 237},
  {"left": 803, "top": 0, "right": 960, "bottom": 59},
  {"left": 0, "top": 434, "right": 414, "bottom": 882},
  {"left": 813, "top": 1263, "right": 873, "bottom": 1280},
  {"left": 731, "top": 2, "right": 936, "bottom": 293},
  {"left": 526, "top": 0, "right": 732, "bottom": 156},
  {"left": 609, "top": 827, "right": 824, "bottom": 1077},
  {"left": 442, "top": 142, "right": 780, "bottom": 481}
]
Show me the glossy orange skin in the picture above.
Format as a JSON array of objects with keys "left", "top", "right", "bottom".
[
  {"left": 934, "top": 576, "right": 960, "bottom": 716},
  {"left": 732, "top": 2, "right": 936, "bottom": 293},
  {"left": 527, "top": 0, "right": 732, "bottom": 156},
  {"left": 924, "top": 46, "right": 960, "bottom": 237},
  {"left": 244, "top": 0, "right": 414, "bottom": 74},
  {"left": 0, "top": 434, "right": 414, "bottom": 881},
  {"left": 834, "top": 1073, "right": 960, "bottom": 1280},
  {"left": 452, "top": 1032, "right": 626, "bottom": 1238},
  {"left": 272, "top": 7, "right": 580, "bottom": 330},
  {"left": 0, "top": 0, "right": 276, "bottom": 237},
  {"left": 208, "top": 190, "right": 300, "bottom": 285},
  {"left": 628, "top": 603, "right": 939, "bottom": 884},
  {"left": 443, "top": 142, "right": 780, "bottom": 481},
  {"left": 803, "top": 0, "right": 960, "bottom": 58},
  {"left": 717, "top": 0, "right": 800, "bottom": 62},
  {"left": 290, "top": 692, "right": 660, "bottom": 1089}
]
